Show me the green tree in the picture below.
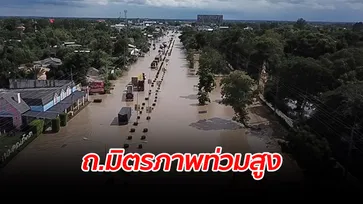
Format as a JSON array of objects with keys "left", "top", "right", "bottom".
[
  {"left": 199, "top": 47, "right": 229, "bottom": 74},
  {"left": 196, "top": 48, "right": 219, "bottom": 105},
  {"left": 113, "top": 38, "right": 129, "bottom": 56},
  {"left": 197, "top": 69, "right": 215, "bottom": 105},
  {"left": 283, "top": 129, "right": 333, "bottom": 176},
  {"left": 276, "top": 57, "right": 336, "bottom": 119},
  {"left": 186, "top": 49, "right": 195, "bottom": 68},
  {"left": 294, "top": 18, "right": 307, "bottom": 30},
  {"left": 352, "top": 22, "right": 363, "bottom": 32},
  {"left": 62, "top": 52, "right": 91, "bottom": 85},
  {"left": 220, "top": 70, "right": 255, "bottom": 123},
  {"left": 90, "top": 50, "right": 111, "bottom": 69}
]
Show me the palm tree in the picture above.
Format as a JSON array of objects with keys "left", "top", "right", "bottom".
[{"left": 25, "top": 63, "right": 49, "bottom": 80}]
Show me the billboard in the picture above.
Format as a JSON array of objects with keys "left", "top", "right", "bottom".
[{"left": 197, "top": 15, "right": 223, "bottom": 24}]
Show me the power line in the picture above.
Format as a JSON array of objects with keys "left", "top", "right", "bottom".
[
  {"left": 263, "top": 85, "right": 363, "bottom": 158},
  {"left": 227, "top": 47, "right": 363, "bottom": 137},
  {"left": 224, "top": 46, "right": 363, "bottom": 153},
  {"left": 271, "top": 82, "right": 363, "bottom": 152},
  {"left": 279, "top": 82, "right": 363, "bottom": 137}
]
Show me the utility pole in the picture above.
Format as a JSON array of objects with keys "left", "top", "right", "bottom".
[
  {"left": 71, "top": 66, "right": 74, "bottom": 111},
  {"left": 344, "top": 87, "right": 359, "bottom": 179},
  {"left": 257, "top": 62, "right": 263, "bottom": 90},
  {"left": 236, "top": 53, "right": 240, "bottom": 70},
  {"left": 345, "top": 118, "right": 358, "bottom": 179},
  {"left": 274, "top": 77, "right": 279, "bottom": 116},
  {"left": 71, "top": 66, "right": 73, "bottom": 83},
  {"left": 118, "top": 12, "right": 122, "bottom": 23},
  {"left": 123, "top": 10, "right": 128, "bottom": 70},
  {"left": 124, "top": 10, "right": 128, "bottom": 33}
]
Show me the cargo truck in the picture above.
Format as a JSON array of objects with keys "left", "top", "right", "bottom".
[
  {"left": 155, "top": 55, "right": 161, "bottom": 62},
  {"left": 138, "top": 80, "right": 145, "bottom": 91},
  {"left": 131, "top": 77, "right": 138, "bottom": 88},
  {"left": 118, "top": 107, "right": 131, "bottom": 125},
  {"left": 129, "top": 74, "right": 145, "bottom": 92},
  {"left": 137, "top": 74, "right": 145, "bottom": 91},
  {"left": 125, "top": 85, "right": 134, "bottom": 101},
  {"left": 151, "top": 60, "right": 158, "bottom": 69}
]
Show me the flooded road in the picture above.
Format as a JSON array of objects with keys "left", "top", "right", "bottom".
[{"left": 0, "top": 33, "right": 302, "bottom": 187}]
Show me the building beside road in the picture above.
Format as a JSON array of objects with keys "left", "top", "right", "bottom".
[
  {"left": 0, "top": 79, "right": 89, "bottom": 131},
  {"left": 0, "top": 92, "right": 30, "bottom": 131}
]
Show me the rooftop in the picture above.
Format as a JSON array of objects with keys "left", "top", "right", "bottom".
[
  {"left": 9, "top": 80, "right": 74, "bottom": 106},
  {"left": 22, "top": 91, "right": 85, "bottom": 119},
  {"left": 33, "top": 57, "right": 62, "bottom": 67},
  {"left": 0, "top": 92, "right": 30, "bottom": 114},
  {"left": 8, "top": 79, "right": 72, "bottom": 89},
  {"left": 15, "top": 88, "right": 59, "bottom": 106}
]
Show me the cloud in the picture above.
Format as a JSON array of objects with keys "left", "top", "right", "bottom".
[
  {"left": 0, "top": 0, "right": 109, "bottom": 7},
  {"left": 0, "top": 0, "right": 84, "bottom": 7},
  {"left": 107, "top": 0, "right": 363, "bottom": 11},
  {"left": 2, "top": 0, "right": 363, "bottom": 11},
  {"left": 0, "top": 0, "right": 362, "bottom": 21}
]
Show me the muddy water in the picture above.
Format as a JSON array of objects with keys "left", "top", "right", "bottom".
[{"left": 0, "top": 34, "right": 301, "bottom": 186}]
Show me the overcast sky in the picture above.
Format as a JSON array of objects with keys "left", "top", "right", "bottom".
[{"left": 0, "top": 0, "right": 362, "bottom": 22}]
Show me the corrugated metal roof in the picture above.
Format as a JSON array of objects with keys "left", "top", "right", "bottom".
[
  {"left": 22, "top": 111, "right": 59, "bottom": 119},
  {"left": 0, "top": 92, "right": 30, "bottom": 114},
  {"left": 10, "top": 81, "right": 73, "bottom": 106},
  {"left": 22, "top": 91, "right": 86, "bottom": 119},
  {"left": 47, "top": 91, "right": 85, "bottom": 113}
]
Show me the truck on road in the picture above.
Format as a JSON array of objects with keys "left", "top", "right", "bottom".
[
  {"left": 151, "top": 60, "right": 158, "bottom": 69},
  {"left": 118, "top": 107, "right": 131, "bottom": 125}
]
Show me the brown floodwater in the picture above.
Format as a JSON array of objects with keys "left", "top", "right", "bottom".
[{"left": 0, "top": 34, "right": 302, "bottom": 186}]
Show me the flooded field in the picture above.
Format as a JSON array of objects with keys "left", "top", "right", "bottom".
[{"left": 0, "top": 34, "right": 302, "bottom": 186}]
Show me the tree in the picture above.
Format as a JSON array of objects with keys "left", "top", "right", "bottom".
[
  {"left": 220, "top": 70, "right": 255, "bottom": 123},
  {"left": 62, "top": 52, "right": 91, "bottom": 85},
  {"left": 186, "top": 49, "right": 195, "bottom": 68},
  {"left": 177, "top": 17, "right": 363, "bottom": 180},
  {"left": 277, "top": 57, "right": 337, "bottom": 118},
  {"left": 283, "top": 129, "right": 333, "bottom": 176},
  {"left": 294, "top": 18, "right": 307, "bottom": 30},
  {"left": 90, "top": 50, "right": 111, "bottom": 69},
  {"left": 232, "top": 31, "right": 256, "bottom": 70},
  {"left": 197, "top": 91, "right": 210, "bottom": 105},
  {"left": 0, "top": 18, "right": 153, "bottom": 87},
  {"left": 199, "top": 47, "right": 229, "bottom": 74},
  {"left": 196, "top": 48, "right": 220, "bottom": 105},
  {"left": 197, "top": 68, "right": 215, "bottom": 105},
  {"left": 307, "top": 82, "right": 363, "bottom": 143},
  {"left": 113, "top": 38, "right": 129, "bottom": 56},
  {"left": 252, "top": 32, "right": 284, "bottom": 79},
  {"left": 352, "top": 22, "right": 363, "bottom": 32}
]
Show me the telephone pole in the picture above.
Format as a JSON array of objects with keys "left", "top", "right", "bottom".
[
  {"left": 123, "top": 10, "right": 128, "bottom": 69},
  {"left": 118, "top": 12, "right": 122, "bottom": 22},
  {"left": 274, "top": 77, "right": 279, "bottom": 116},
  {"left": 345, "top": 118, "right": 358, "bottom": 179},
  {"left": 344, "top": 87, "right": 360, "bottom": 179},
  {"left": 70, "top": 66, "right": 74, "bottom": 111}
]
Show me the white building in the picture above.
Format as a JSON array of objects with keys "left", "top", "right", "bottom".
[{"left": 111, "top": 24, "right": 125, "bottom": 31}]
